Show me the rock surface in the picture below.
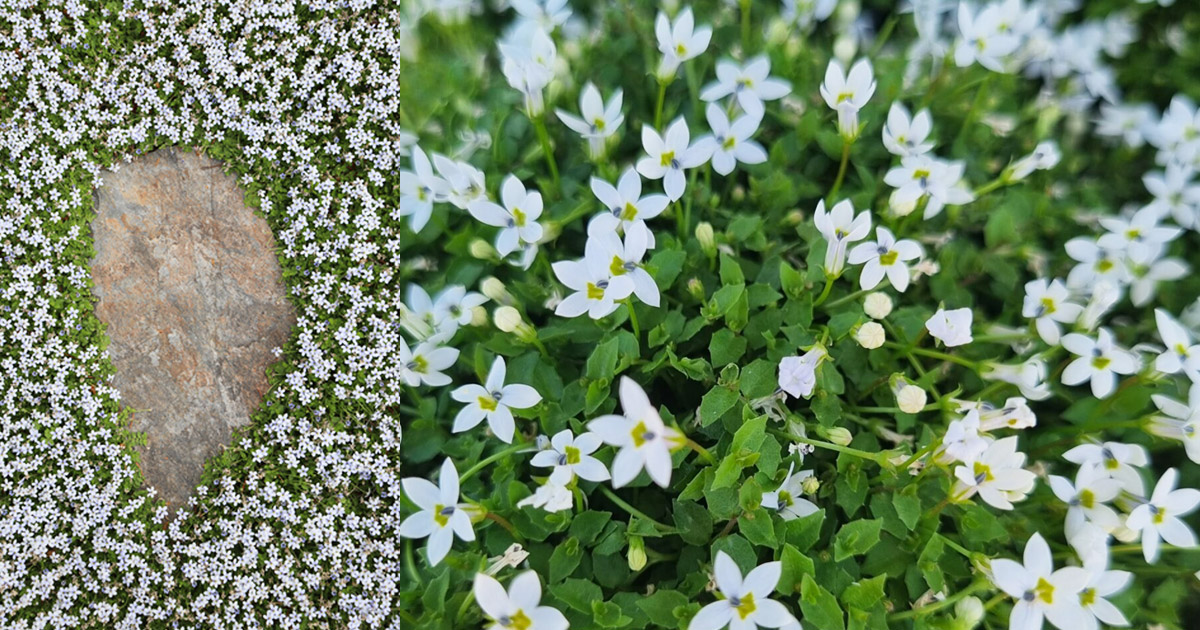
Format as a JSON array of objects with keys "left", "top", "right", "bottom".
[{"left": 89, "top": 148, "right": 295, "bottom": 513}]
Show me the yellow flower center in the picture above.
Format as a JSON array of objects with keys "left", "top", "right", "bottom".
[
  {"left": 1035, "top": 577, "right": 1055, "bottom": 604},
  {"left": 630, "top": 420, "right": 653, "bottom": 447},
  {"left": 411, "top": 355, "right": 429, "bottom": 373},
  {"left": 1078, "top": 489, "right": 1095, "bottom": 509},
  {"left": 610, "top": 255, "right": 627, "bottom": 277},
  {"left": 478, "top": 396, "right": 498, "bottom": 412},
  {"left": 620, "top": 201, "right": 638, "bottom": 221},
  {"left": 1080, "top": 588, "right": 1096, "bottom": 607},
  {"left": 913, "top": 169, "right": 931, "bottom": 180},
  {"left": 500, "top": 609, "right": 532, "bottom": 630},
  {"left": 735, "top": 592, "right": 757, "bottom": 619},
  {"left": 660, "top": 150, "right": 676, "bottom": 167},
  {"left": 1092, "top": 357, "right": 1111, "bottom": 370},
  {"left": 837, "top": 91, "right": 853, "bottom": 103},
  {"left": 722, "top": 136, "right": 737, "bottom": 149},
  {"left": 512, "top": 207, "right": 527, "bottom": 227},
  {"left": 879, "top": 250, "right": 899, "bottom": 266},
  {"left": 1040, "top": 297, "right": 1056, "bottom": 314},
  {"left": 593, "top": 117, "right": 606, "bottom": 131},
  {"left": 433, "top": 504, "right": 449, "bottom": 527},
  {"left": 675, "top": 43, "right": 687, "bottom": 56},
  {"left": 586, "top": 282, "right": 605, "bottom": 300},
  {"left": 1096, "top": 259, "right": 1114, "bottom": 272},
  {"left": 564, "top": 445, "right": 582, "bottom": 465}
]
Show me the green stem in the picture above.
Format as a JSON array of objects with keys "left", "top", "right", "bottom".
[
  {"left": 889, "top": 580, "right": 990, "bottom": 621},
  {"left": 455, "top": 590, "right": 477, "bottom": 624},
  {"left": 599, "top": 485, "right": 677, "bottom": 533},
  {"left": 404, "top": 539, "right": 421, "bottom": 585},
  {"left": 686, "top": 438, "right": 717, "bottom": 464},
  {"left": 740, "top": 0, "right": 751, "bottom": 51},
  {"left": 459, "top": 442, "right": 533, "bottom": 483},
  {"left": 485, "top": 512, "right": 526, "bottom": 543},
  {"left": 942, "top": 536, "right": 974, "bottom": 560},
  {"left": 625, "top": 299, "right": 641, "bottom": 339},
  {"left": 812, "top": 274, "right": 836, "bottom": 307},
  {"left": 972, "top": 174, "right": 1010, "bottom": 198},
  {"left": 955, "top": 73, "right": 992, "bottom": 146},
  {"left": 532, "top": 114, "right": 560, "bottom": 192},
  {"left": 776, "top": 431, "right": 888, "bottom": 466},
  {"left": 826, "top": 288, "right": 867, "bottom": 308},
  {"left": 654, "top": 79, "right": 668, "bottom": 130},
  {"left": 888, "top": 343, "right": 981, "bottom": 371},
  {"left": 829, "top": 141, "right": 852, "bottom": 200}
]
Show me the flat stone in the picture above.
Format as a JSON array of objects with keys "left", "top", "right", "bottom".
[{"left": 89, "top": 148, "right": 295, "bottom": 513}]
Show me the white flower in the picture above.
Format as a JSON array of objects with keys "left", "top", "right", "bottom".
[
  {"left": 855, "top": 322, "right": 885, "bottom": 349},
  {"left": 1022, "top": 278, "right": 1083, "bottom": 346},
  {"left": 1143, "top": 163, "right": 1200, "bottom": 228},
  {"left": 881, "top": 102, "right": 934, "bottom": 157},
  {"left": 588, "top": 228, "right": 660, "bottom": 307},
  {"left": 530, "top": 429, "right": 611, "bottom": 485},
  {"left": 511, "top": 0, "right": 571, "bottom": 31},
  {"left": 499, "top": 27, "right": 556, "bottom": 116},
  {"left": 926, "top": 307, "right": 973, "bottom": 347},
  {"left": 451, "top": 356, "right": 542, "bottom": 443},
  {"left": 1065, "top": 239, "right": 1130, "bottom": 291},
  {"left": 556, "top": 82, "right": 624, "bottom": 159},
  {"left": 864, "top": 292, "right": 893, "bottom": 320},
  {"left": 1098, "top": 206, "right": 1180, "bottom": 265},
  {"left": 1131, "top": 256, "right": 1188, "bottom": 307},
  {"left": 983, "top": 357, "right": 1053, "bottom": 401},
  {"left": 433, "top": 285, "right": 490, "bottom": 332},
  {"left": 1075, "top": 541, "right": 1133, "bottom": 630},
  {"left": 762, "top": 463, "right": 819, "bottom": 521},
  {"left": 399, "top": 459, "right": 476, "bottom": 566},
  {"left": 588, "top": 168, "right": 669, "bottom": 248},
  {"left": 1063, "top": 442, "right": 1149, "bottom": 496},
  {"left": 989, "top": 533, "right": 1091, "bottom": 630},
  {"left": 688, "top": 551, "right": 799, "bottom": 630},
  {"left": 1126, "top": 468, "right": 1200, "bottom": 563},
  {"left": 473, "top": 571, "right": 569, "bottom": 630},
  {"left": 813, "top": 199, "right": 871, "bottom": 278},
  {"left": 468, "top": 175, "right": 545, "bottom": 257},
  {"left": 778, "top": 347, "right": 827, "bottom": 399},
  {"left": 1149, "top": 390, "right": 1200, "bottom": 464},
  {"left": 940, "top": 410, "right": 990, "bottom": 464},
  {"left": 1010, "top": 141, "right": 1062, "bottom": 181},
  {"left": 517, "top": 482, "right": 574, "bottom": 513},
  {"left": 397, "top": 339, "right": 459, "bottom": 387},
  {"left": 396, "top": 147, "right": 448, "bottom": 232},
  {"left": 696, "top": 104, "right": 767, "bottom": 176},
  {"left": 819, "top": 58, "right": 876, "bottom": 140},
  {"left": 847, "top": 227, "right": 924, "bottom": 292},
  {"left": 1154, "top": 309, "right": 1200, "bottom": 380},
  {"left": 700, "top": 56, "right": 792, "bottom": 119},
  {"left": 637, "top": 117, "right": 713, "bottom": 201},
  {"left": 1096, "top": 102, "right": 1157, "bottom": 148},
  {"left": 952, "top": 436, "right": 1036, "bottom": 510},
  {"left": 971, "top": 397, "right": 1038, "bottom": 431},
  {"left": 1048, "top": 467, "right": 1123, "bottom": 540},
  {"left": 588, "top": 377, "right": 684, "bottom": 488},
  {"left": 655, "top": 7, "right": 712, "bottom": 80},
  {"left": 552, "top": 250, "right": 632, "bottom": 320},
  {"left": 434, "top": 154, "right": 488, "bottom": 209},
  {"left": 1061, "top": 329, "right": 1140, "bottom": 399},
  {"left": 884, "top": 154, "right": 974, "bottom": 219},
  {"left": 954, "top": 3, "right": 1020, "bottom": 72}
]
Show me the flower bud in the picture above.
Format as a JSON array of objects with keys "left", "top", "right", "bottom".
[
  {"left": 854, "top": 322, "right": 885, "bottom": 349},
  {"left": 888, "top": 189, "right": 917, "bottom": 217},
  {"left": 469, "top": 239, "right": 498, "bottom": 260},
  {"left": 731, "top": 186, "right": 745, "bottom": 202},
  {"left": 539, "top": 220, "right": 562, "bottom": 242},
  {"left": 801, "top": 475, "right": 820, "bottom": 495},
  {"left": 823, "top": 426, "right": 853, "bottom": 446},
  {"left": 897, "top": 385, "right": 927, "bottom": 414},
  {"left": 695, "top": 222, "right": 716, "bottom": 258},
  {"left": 687, "top": 277, "right": 705, "bottom": 300},
  {"left": 954, "top": 596, "right": 985, "bottom": 630},
  {"left": 627, "top": 536, "right": 647, "bottom": 571},
  {"left": 494, "top": 306, "right": 523, "bottom": 333},
  {"left": 784, "top": 209, "right": 804, "bottom": 225},
  {"left": 480, "top": 276, "right": 512, "bottom": 305},
  {"left": 863, "top": 292, "right": 893, "bottom": 319},
  {"left": 469, "top": 305, "right": 489, "bottom": 327}
]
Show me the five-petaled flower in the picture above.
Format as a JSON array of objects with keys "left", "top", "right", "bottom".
[
  {"left": 589, "top": 377, "right": 684, "bottom": 488},
  {"left": 451, "top": 356, "right": 542, "bottom": 443},
  {"left": 399, "top": 459, "right": 478, "bottom": 566}
]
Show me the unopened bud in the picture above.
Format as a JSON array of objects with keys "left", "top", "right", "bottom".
[
  {"left": 469, "top": 305, "right": 489, "bottom": 327},
  {"left": 854, "top": 322, "right": 885, "bottom": 349},
  {"left": 801, "top": 475, "right": 820, "bottom": 495},
  {"left": 687, "top": 277, "right": 705, "bottom": 300},
  {"left": 627, "top": 536, "right": 647, "bottom": 571},
  {"left": 539, "top": 221, "right": 562, "bottom": 242},
  {"left": 469, "top": 239, "right": 498, "bottom": 260},
  {"left": 897, "top": 385, "right": 927, "bottom": 414},
  {"left": 784, "top": 209, "right": 804, "bottom": 225},
  {"left": 864, "top": 292, "right": 892, "bottom": 319},
  {"left": 731, "top": 186, "right": 745, "bottom": 202},
  {"left": 481, "top": 276, "right": 512, "bottom": 305},
  {"left": 888, "top": 189, "right": 917, "bottom": 217},
  {"left": 824, "top": 427, "right": 853, "bottom": 446},
  {"left": 695, "top": 222, "right": 716, "bottom": 258},
  {"left": 494, "top": 306, "right": 524, "bottom": 333},
  {"left": 954, "top": 596, "right": 985, "bottom": 630}
]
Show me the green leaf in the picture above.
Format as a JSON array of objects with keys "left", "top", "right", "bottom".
[
  {"left": 918, "top": 534, "right": 946, "bottom": 591},
  {"left": 699, "top": 385, "right": 740, "bottom": 426},
  {"left": 780, "top": 260, "right": 806, "bottom": 299},
  {"left": 592, "top": 600, "right": 632, "bottom": 627},
  {"left": 785, "top": 509, "right": 826, "bottom": 551},
  {"left": 833, "top": 519, "right": 883, "bottom": 561},
  {"left": 421, "top": 568, "right": 450, "bottom": 613},
  {"left": 720, "top": 254, "right": 745, "bottom": 286},
  {"left": 812, "top": 391, "right": 842, "bottom": 427},
  {"left": 649, "top": 249, "right": 687, "bottom": 288},
  {"left": 570, "top": 511, "right": 613, "bottom": 546},
  {"left": 738, "top": 508, "right": 778, "bottom": 547},
  {"left": 552, "top": 578, "right": 603, "bottom": 614},
  {"left": 673, "top": 500, "right": 714, "bottom": 546},
  {"left": 801, "top": 574, "right": 846, "bottom": 630},
  {"left": 779, "top": 544, "right": 815, "bottom": 595},
  {"left": 841, "top": 574, "right": 887, "bottom": 610},
  {"left": 586, "top": 337, "right": 621, "bottom": 381},
  {"left": 549, "top": 537, "right": 583, "bottom": 583},
  {"left": 710, "top": 329, "right": 747, "bottom": 367},
  {"left": 892, "top": 488, "right": 922, "bottom": 531},
  {"left": 834, "top": 465, "right": 867, "bottom": 517},
  {"left": 636, "top": 590, "right": 689, "bottom": 627}
]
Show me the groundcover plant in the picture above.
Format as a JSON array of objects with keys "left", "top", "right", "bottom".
[{"left": 1, "top": 0, "right": 1199, "bottom": 628}]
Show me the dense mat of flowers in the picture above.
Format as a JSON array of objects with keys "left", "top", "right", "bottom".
[{"left": 0, "top": 0, "right": 1198, "bottom": 629}]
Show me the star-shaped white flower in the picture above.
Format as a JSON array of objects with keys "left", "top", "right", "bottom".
[
  {"left": 1063, "top": 441, "right": 1148, "bottom": 496},
  {"left": 397, "top": 146, "right": 448, "bottom": 233},
  {"left": 588, "top": 377, "right": 684, "bottom": 488},
  {"left": 819, "top": 58, "right": 876, "bottom": 140},
  {"left": 688, "top": 551, "right": 799, "bottom": 630},
  {"left": 586, "top": 229, "right": 659, "bottom": 307},
  {"left": 989, "top": 533, "right": 1091, "bottom": 630},
  {"left": 925, "top": 307, "right": 973, "bottom": 347},
  {"left": 953, "top": 436, "right": 1036, "bottom": 510},
  {"left": 654, "top": 7, "right": 712, "bottom": 80},
  {"left": 761, "top": 463, "right": 819, "bottom": 521},
  {"left": 399, "top": 459, "right": 476, "bottom": 566},
  {"left": 700, "top": 55, "right": 792, "bottom": 119},
  {"left": 469, "top": 175, "right": 544, "bottom": 258},
  {"left": 530, "top": 429, "right": 611, "bottom": 486},
  {"left": 1061, "top": 329, "right": 1140, "bottom": 399},
  {"left": 551, "top": 251, "right": 632, "bottom": 320},
  {"left": 847, "top": 227, "right": 924, "bottom": 292},
  {"left": 697, "top": 104, "right": 767, "bottom": 177},
  {"left": 1153, "top": 309, "right": 1200, "bottom": 380},
  {"left": 1022, "top": 278, "right": 1083, "bottom": 346},
  {"left": 1149, "top": 390, "right": 1200, "bottom": 464},
  {"left": 556, "top": 82, "right": 624, "bottom": 159},
  {"left": 587, "top": 167, "right": 668, "bottom": 248},
  {"left": 1126, "top": 468, "right": 1200, "bottom": 563},
  {"left": 397, "top": 339, "right": 459, "bottom": 387},
  {"left": 882, "top": 102, "right": 934, "bottom": 157},
  {"left": 473, "top": 571, "right": 568, "bottom": 630},
  {"left": 1049, "top": 467, "right": 1123, "bottom": 540},
  {"left": 637, "top": 117, "right": 713, "bottom": 201},
  {"left": 813, "top": 199, "right": 871, "bottom": 278},
  {"left": 451, "top": 356, "right": 542, "bottom": 443},
  {"left": 778, "top": 347, "right": 827, "bottom": 399}
]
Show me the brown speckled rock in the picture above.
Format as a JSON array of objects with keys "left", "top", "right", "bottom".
[{"left": 89, "top": 148, "right": 295, "bottom": 513}]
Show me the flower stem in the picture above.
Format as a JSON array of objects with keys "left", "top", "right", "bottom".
[
  {"left": 887, "top": 343, "right": 981, "bottom": 371},
  {"left": 826, "top": 288, "right": 867, "bottom": 308},
  {"left": 599, "top": 485, "right": 678, "bottom": 533},
  {"left": 459, "top": 442, "right": 533, "bottom": 483},
  {"left": 740, "top": 0, "right": 751, "bottom": 51},
  {"left": 889, "top": 579, "right": 990, "bottom": 621},
  {"left": 654, "top": 79, "right": 668, "bottom": 130},
  {"left": 404, "top": 539, "right": 421, "bottom": 585},
  {"left": 625, "top": 299, "right": 641, "bottom": 338},
  {"left": 812, "top": 274, "right": 836, "bottom": 307},
  {"left": 829, "top": 141, "right": 852, "bottom": 200},
  {"left": 972, "top": 174, "right": 1010, "bottom": 198},
  {"left": 955, "top": 73, "right": 992, "bottom": 146},
  {"left": 776, "top": 430, "right": 888, "bottom": 466},
  {"left": 532, "top": 114, "right": 560, "bottom": 192},
  {"left": 686, "top": 438, "right": 717, "bottom": 464},
  {"left": 485, "top": 512, "right": 526, "bottom": 543}
]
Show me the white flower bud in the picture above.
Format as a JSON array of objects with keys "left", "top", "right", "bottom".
[
  {"left": 481, "top": 276, "right": 512, "bottom": 305},
  {"left": 864, "top": 292, "right": 892, "bottom": 319},
  {"left": 494, "top": 306, "right": 524, "bottom": 333},
  {"left": 888, "top": 189, "right": 917, "bottom": 217},
  {"left": 954, "top": 596, "right": 985, "bottom": 629},
  {"left": 897, "top": 385, "right": 927, "bottom": 414},
  {"left": 469, "top": 239, "right": 498, "bottom": 260},
  {"left": 824, "top": 427, "right": 853, "bottom": 446},
  {"left": 469, "top": 305, "right": 489, "bottom": 327},
  {"left": 695, "top": 222, "right": 716, "bottom": 257},
  {"left": 855, "top": 322, "right": 885, "bottom": 349}
]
